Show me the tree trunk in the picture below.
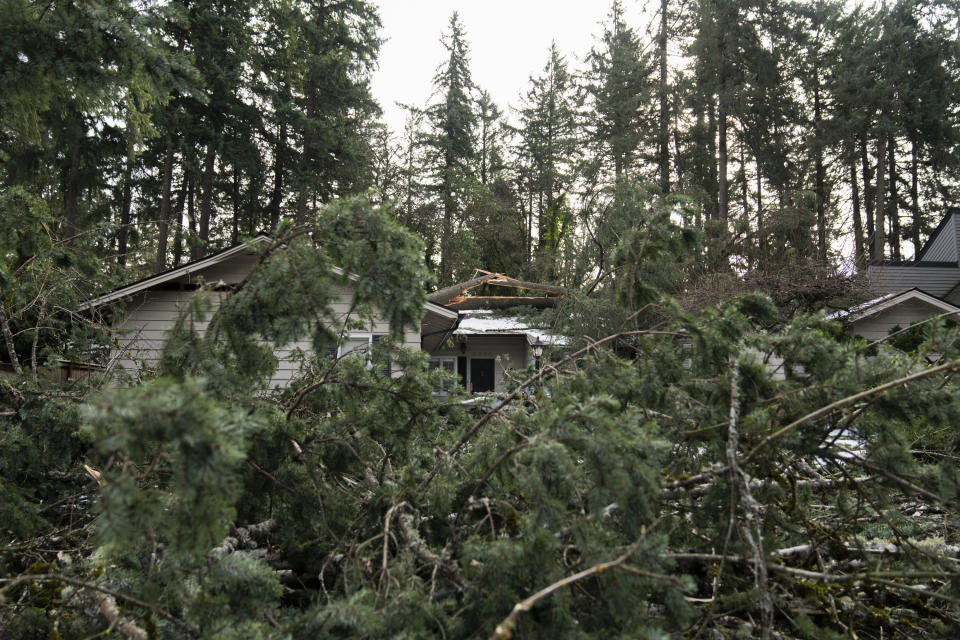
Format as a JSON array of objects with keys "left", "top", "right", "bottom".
[
  {"left": 717, "top": 35, "right": 728, "bottom": 224},
  {"left": 297, "top": 1, "right": 327, "bottom": 223},
  {"left": 231, "top": 164, "right": 240, "bottom": 245},
  {"left": 117, "top": 158, "right": 134, "bottom": 266},
  {"left": 756, "top": 155, "right": 763, "bottom": 267},
  {"left": 156, "top": 142, "right": 174, "bottom": 272},
  {"left": 911, "top": 139, "right": 921, "bottom": 255},
  {"left": 187, "top": 180, "right": 198, "bottom": 261},
  {"left": 198, "top": 144, "right": 216, "bottom": 258},
  {"left": 887, "top": 135, "right": 900, "bottom": 261},
  {"left": 861, "top": 136, "right": 875, "bottom": 260},
  {"left": 874, "top": 138, "right": 886, "bottom": 261},
  {"left": 850, "top": 156, "right": 864, "bottom": 270},
  {"left": 813, "top": 78, "right": 826, "bottom": 264},
  {"left": 270, "top": 123, "right": 285, "bottom": 231},
  {"left": 0, "top": 306, "right": 22, "bottom": 375},
  {"left": 64, "top": 116, "right": 82, "bottom": 235},
  {"left": 657, "top": 0, "right": 670, "bottom": 194},
  {"left": 172, "top": 178, "right": 187, "bottom": 267}
]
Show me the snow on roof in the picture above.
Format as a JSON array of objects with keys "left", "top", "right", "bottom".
[
  {"left": 826, "top": 288, "right": 960, "bottom": 322},
  {"left": 826, "top": 291, "right": 900, "bottom": 320},
  {"left": 453, "top": 310, "right": 569, "bottom": 345}
]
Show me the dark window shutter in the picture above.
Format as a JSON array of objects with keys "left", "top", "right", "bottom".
[{"left": 372, "top": 335, "right": 391, "bottom": 377}]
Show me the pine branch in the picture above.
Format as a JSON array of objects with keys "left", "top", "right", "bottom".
[
  {"left": 489, "top": 520, "right": 667, "bottom": 640},
  {"left": 742, "top": 359, "right": 960, "bottom": 464}
]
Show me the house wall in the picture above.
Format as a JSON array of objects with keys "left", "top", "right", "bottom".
[
  {"left": 430, "top": 334, "right": 529, "bottom": 392},
  {"left": 112, "top": 281, "right": 420, "bottom": 388},
  {"left": 848, "top": 299, "right": 945, "bottom": 341}
]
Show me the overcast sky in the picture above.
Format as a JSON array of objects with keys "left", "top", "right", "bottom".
[{"left": 370, "top": 1, "right": 650, "bottom": 134}]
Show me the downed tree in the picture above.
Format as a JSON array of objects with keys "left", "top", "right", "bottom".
[{"left": 428, "top": 270, "right": 567, "bottom": 307}]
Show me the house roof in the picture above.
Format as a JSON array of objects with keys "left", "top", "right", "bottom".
[
  {"left": 79, "top": 235, "right": 272, "bottom": 310},
  {"left": 78, "top": 236, "right": 459, "bottom": 323},
  {"left": 452, "top": 310, "right": 568, "bottom": 345},
  {"left": 829, "top": 288, "right": 960, "bottom": 323}
]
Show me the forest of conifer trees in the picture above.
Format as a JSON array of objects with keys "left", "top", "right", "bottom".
[{"left": 5, "top": 1, "right": 960, "bottom": 638}]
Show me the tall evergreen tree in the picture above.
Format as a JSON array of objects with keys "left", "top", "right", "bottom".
[{"left": 423, "top": 12, "right": 476, "bottom": 284}]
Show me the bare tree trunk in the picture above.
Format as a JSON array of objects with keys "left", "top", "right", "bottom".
[
  {"left": 117, "top": 159, "right": 134, "bottom": 266},
  {"left": 756, "top": 156, "right": 764, "bottom": 267},
  {"left": 198, "top": 144, "right": 216, "bottom": 258},
  {"left": 64, "top": 115, "right": 82, "bottom": 236},
  {"left": 850, "top": 157, "right": 865, "bottom": 270},
  {"left": 874, "top": 138, "right": 886, "bottom": 261},
  {"left": 156, "top": 142, "right": 174, "bottom": 272},
  {"left": 0, "top": 306, "right": 22, "bottom": 375},
  {"left": 888, "top": 135, "right": 900, "bottom": 261},
  {"left": 172, "top": 178, "right": 187, "bottom": 267},
  {"left": 270, "top": 123, "right": 285, "bottom": 231},
  {"left": 813, "top": 78, "right": 826, "bottom": 263},
  {"left": 911, "top": 139, "right": 921, "bottom": 255},
  {"left": 231, "top": 164, "right": 240, "bottom": 245},
  {"left": 861, "top": 137, "right": 875, "bottom": 260},
  {"left": 187, "top": 180, "right": 198, "bottom": 261},
  {"left": 657, "top": 0, "right": 670, "bottom": 195},
  {"left": 297, "top": 1, "right": 327, "bottom": 223},
  {"left": 717, "top": 37, "right": 728, "bottom": 224}
]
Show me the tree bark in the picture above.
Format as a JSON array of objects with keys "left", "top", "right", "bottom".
[
  {"left": 717, "top": 35, "right": 728, "bottom": 224},
  {"left": 231, "top": 164, "right": 240, "bottom": 245},
  {"left": 64, "top": 116, "right": 82, "bottom": 236},
  {"left": 117, "top": 158, "right": 134, "bottom": 266},
  {"left": 270, "top": 123, "right": 285, "bottom": 231},
  {"left": 117, "top": 158, "right": 133, "bottom": 266},
  {"left": 874, "top": 138, "right": 886, "bottom": 261},
  {"left": 888, "top": 135, "right": 900, "bottom": 261},
  {"left": 813, "top": 77, "right": 826, "bottom": 263},
  {"left": 0, "top": 306, "right": 22, "bottom": 375},
  {"left": 172, "top": 178, "right": 187, "bottom": 267},
  {"left": 296, "top": 1, "right": 327, "bottom": 223},
  {"left": 198, "top": 144, "right": 216, "bottom": 258},
  {"left": 187, "top": 180, "right": 197, "bottom": 261},
  {"left": 156, "top": 142, "right": 174, "bottom": 272},
  {"left": 861, "top": 136, "right": 875, "bottom": 260},
  {"left": 850, "top": 156, "right": 865, "bottom": 270},
  {"left": 911, "top": 139, "right": 921, "bottom": 255},
  {"left": 657, "top": 0, "right": 670, "bottom": 195}
]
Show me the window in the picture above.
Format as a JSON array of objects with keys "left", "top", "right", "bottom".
[
  {"left": 329, "top": 334, "right": 391, "bottom": 376},
  {"left": 429, "top": 357, "right": 457, "bottom": 393}
]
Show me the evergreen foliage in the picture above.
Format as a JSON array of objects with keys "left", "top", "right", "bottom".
[{"left": 6, "top": 1, "right": 960, "bottom": 637}]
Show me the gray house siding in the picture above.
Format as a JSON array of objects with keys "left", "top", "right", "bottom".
[
  {"left": 848, "top": 299, "right": 946, "bottom": 341},
  {"left": 430, "top": 335, "right": 528, "bottom": 392},
  {"left": 109, "top": 267, "right": 421, "bottom": 388}
]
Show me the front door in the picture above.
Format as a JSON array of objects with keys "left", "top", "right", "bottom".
[{"left": 470, "top": 358, "right": 495, "bottom": 393}]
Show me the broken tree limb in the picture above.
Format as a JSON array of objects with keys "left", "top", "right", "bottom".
[
  {"left": 489, "top": 520, "right": 667, "bottom": 640},
  {"left": 445, "top": 296, "right": 558, "bottom": 310},
  {"left": 427, "top": 273, "right": 567, "bottom": 306},
  {"left": 427, "top": 275, "right": 496, "bottom": 304},
  {"left": 481, "top": 276, "right": 568, "bottom": 297}
]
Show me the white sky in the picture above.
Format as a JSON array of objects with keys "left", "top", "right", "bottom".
[{"left": 371, "top": 0, "right": 650, "bottom": 134}]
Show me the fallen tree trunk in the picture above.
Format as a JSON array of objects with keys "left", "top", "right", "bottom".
[{"left": 445, "top": 296, "right": 558, "bottom": 310}]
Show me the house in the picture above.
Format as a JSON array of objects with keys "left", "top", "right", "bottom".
[
  {"left": 425, "top": 310, "right": 567, "bottom": 393},
  {"left": 422, "top": 271, "right": 568, "bottom": 393},
  {"left": 80, "top": 236, "right": 459, "bottom": 387},
  {"left": 835, "top": 210, "right": 960, "bottom": 339}
]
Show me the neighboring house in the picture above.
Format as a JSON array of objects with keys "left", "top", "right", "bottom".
[
  {"left": 835, "top": 210, "right": 960, "bottom": 339},
  {"left": 831, "top": 288, "right": 960, "bottom": 341},
  {"left": 424, "top": 310, "right": 567, "bottom": 393},
  {"left": 80, "top": 236, "right": 458, "bottom": 388}
]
